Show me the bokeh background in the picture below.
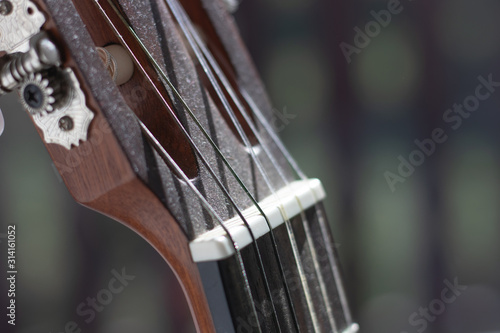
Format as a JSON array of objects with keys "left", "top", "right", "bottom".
[{"left": 1, "top": 0, "right": 500, "bottom": 332}]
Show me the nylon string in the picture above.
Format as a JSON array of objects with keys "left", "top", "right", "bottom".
[
  {"left": 162, "top": 1, "right": 324, "bottom": 330},
  {"left": 92, "top": 1, "right": 263, "bottom": 331},
  {"left": 96, "top": 0, "right": 285, "bottom": 330},
  {"left": 163, "top": 1, "right": 344, "bottom": 330}
]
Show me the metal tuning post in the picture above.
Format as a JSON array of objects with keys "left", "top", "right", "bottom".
[
  {"left": 222, "top": 0, "right": 240, "bottom": 13},
  {"left": 0, "top": 32, "right": 61, "bottom": 96},
  {"left": 0, "top": 2, "right": 95, "bottom": 150}
]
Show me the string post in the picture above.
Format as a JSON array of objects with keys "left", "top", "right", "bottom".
[{"left": 97, "top": 44, "right": 134, "bottom": 86}]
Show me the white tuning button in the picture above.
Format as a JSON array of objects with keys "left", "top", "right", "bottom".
[
  {"left": 97, "top": 45, "right": 134, "bottom": 86},
  {"left": 0, "top": 107, "right": 4, "bottom": 136},
  {"left": 223, "top": 0, "right": 240, "bottom": 13}
]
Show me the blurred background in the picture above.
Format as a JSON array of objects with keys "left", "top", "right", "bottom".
[{"left": 1, "top": 0, "right": 500, "bottom": 332}]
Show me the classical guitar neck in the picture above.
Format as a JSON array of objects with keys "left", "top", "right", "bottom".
[{"left": 0, "top": 0, "right": 358, "bottom": 332}]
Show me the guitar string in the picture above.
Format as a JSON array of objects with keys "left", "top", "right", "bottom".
[
  {"left": 174, "top": 0, "right": 351, "bottom": 323},
  {"left": 98, "top": 0, "right": 344, "bottom": 328},
  {"left": 108, "top": 0, "right": 306, "bottom": 330},
  {"left": 163, "top": 1, "right": 325, "bottom": 331},
  {"left": 172, "top": 5, "right": 348, "bottom": 330},
  {"left": 162, "top": 0, "right": 308, "bottom": 328},
  {"left": 198, "top": 7, "right": 353, "bottom": 330},
  {"left": 97, "top": 0, "right": 278, "bottom": 330},
  {"left": 93, "top": 2, "right": 267, "bottom": 331},
  {"left": 142, "top": 0, "right": 286, "bottom": 329},
  {"left": 168, "top": 2, "right": 343, "bottom": 330},
  {"left": 242, "top": 92, "right": 353, "bottom": 325},
  {"left": 176, "top": 22, "right": 338, "bottom": 331},
  {"left": 97, "top": 0, "right": 350, "bottom": 330},
  {"left": 314, "top": 202, "right": 353, "bottom": 324},
  {"left": 136, "top": 120, "right": 256, "bottom": 331},
  {"left": 116, "top": 0, "right": 332, "bottom": 330}
]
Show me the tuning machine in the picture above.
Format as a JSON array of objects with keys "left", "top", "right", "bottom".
[
  {"left": 223, "top": 0, "right": 240, "bottom": 13},
  {"left": 0, "top": 31, "right": 95, "bottom": 149}
]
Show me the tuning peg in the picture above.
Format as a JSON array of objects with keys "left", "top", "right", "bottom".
[
  {"left": 0, "top": 107, "right": 4, "bottom": 136},
  {"left": 0, "top": 33, "right": 61, "bottom": 96},
  {"left": 223, "top": 0, "right": 240, "bottom": 13}
]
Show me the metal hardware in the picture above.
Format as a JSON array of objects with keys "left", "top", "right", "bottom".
[
  {"left": 0, "top": 31, "right": 94, "bottom": 149},
  {"left": 0, "top": 1, "right": 13, "bottom": 16},
  {"left": 0, "top": 0, "right": 45, "bottom": 53},
  {"left": 19, "top": 71, "right": 60, "bottom": 115},
  {"left": 0, "top": 107, "right": 4, "bottom": 136},
  {"left": 28, "top": 68, "right": 94, "bottom": 149},
  {"left": 58, "top": 115, "right": 73, "bottom": 131},
  {"left": 0, "top": 33, "right": 60, "bottom": 95},
  {"left": 222, "top": 0, "right": 240, "bottom": 13},
  {"left": 23, "top": 82, "right": 44, "bottom": 109},
  {"left": 343, "top": 323, "right": 360, "bottom": 333}
]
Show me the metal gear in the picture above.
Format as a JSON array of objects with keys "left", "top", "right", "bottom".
[{"left": 19, "top": 71, "right": 61, "bottom": 116}]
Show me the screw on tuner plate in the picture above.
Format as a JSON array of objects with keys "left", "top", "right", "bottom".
[
  {"left": 0, "top": 1, "right": 13, "bottom": 16},
  {"left": 19, "top": 70, "right": 68, "bottom": 116}
]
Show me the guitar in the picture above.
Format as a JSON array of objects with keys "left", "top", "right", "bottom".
[{"left": 0, "top": 0, "right": 359, "bottom": 332}]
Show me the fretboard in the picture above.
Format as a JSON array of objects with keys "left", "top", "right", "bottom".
[{"left": 198, "top": 201, "right": 357, "bottom": 332}]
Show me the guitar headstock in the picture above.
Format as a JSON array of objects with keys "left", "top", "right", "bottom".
[
  {"left": 0, "top": 1, "right": 265, "bottom": 217},
  {"left": 0, "top": 1, "right": 357, "bottom": 332},
  {"left": 0, "top": 0, "right": 297, "bottom": 329}
]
